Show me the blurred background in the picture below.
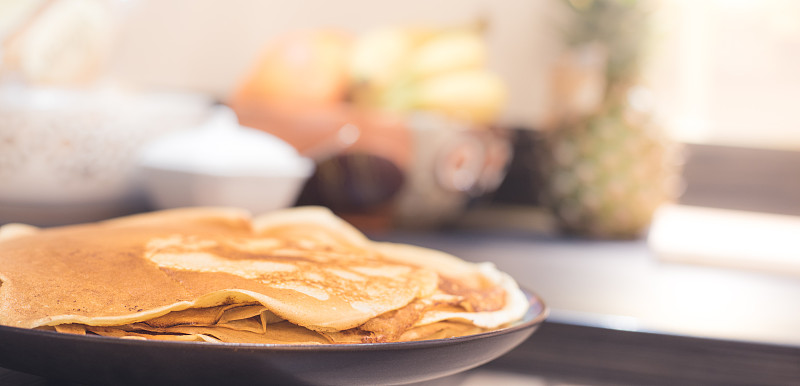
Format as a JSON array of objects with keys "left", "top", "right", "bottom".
[
  {"left": 1, "top": 0, "right": 800, "bottom": 384},
  {"left": 2, "top": 0, "right": 798, "bottom": 233}
]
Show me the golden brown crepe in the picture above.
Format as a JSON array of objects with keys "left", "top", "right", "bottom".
[{"left": 0, "top": 206, "right": 528, "bottom": 344}]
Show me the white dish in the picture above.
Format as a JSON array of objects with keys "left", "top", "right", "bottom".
[
  {"left": 0, "top": 85, "right": 212, "bottom": 225},
  {"left": 138, "top": 107, "right": 314, "bottom": 215}
]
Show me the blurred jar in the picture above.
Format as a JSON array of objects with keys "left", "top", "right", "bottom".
[{"left": 233, "top": 101, "right": 511, "bottom": 231}]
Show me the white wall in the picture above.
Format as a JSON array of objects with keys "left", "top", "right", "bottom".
[
  {"left": 110, "top": 0, "right": 565, "bottom": 129},
  {"left": 109, "top": 0, "right": 800, "bottom": 149},
  {"left": 648, "top": 0, "right": 800, "bottom": 150}
]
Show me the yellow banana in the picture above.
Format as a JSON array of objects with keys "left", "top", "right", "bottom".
[
  {"left": 349, "top": 26, "right": 416, "bottom": 88},
  {"left": 349, "top": 23, "right": 505, "bottom": 125},
  {"left": 406, "top": 29, "right": 486, "bottom": 80},
  {"left": 411, "top": 69, "right": 507, "bottom": 125}
]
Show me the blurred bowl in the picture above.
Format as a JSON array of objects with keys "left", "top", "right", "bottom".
[
  {"left": 138, "top": 107, "right": 315, "bottom": 215},
  {"left": 139, "top": 169, "right": 311, "bottom": 216},
  {"left": 0, "top": 85, "right": 213, "bottom": 226}
]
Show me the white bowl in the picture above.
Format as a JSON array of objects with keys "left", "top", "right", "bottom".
[
  {"left": 139, "top": 168, "right": 309, "bottom": 215},
  {"left": 0, "top": 85, "right": 213, "bottom": 225},
  {"left": 137, "top": 107, "right": 314, "bottom": 215}
]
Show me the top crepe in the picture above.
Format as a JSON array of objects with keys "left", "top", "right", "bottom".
[{"left": 0, "top": 206, "right": 529, "bottom": 344}]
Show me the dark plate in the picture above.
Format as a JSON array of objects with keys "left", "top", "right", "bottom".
[{"left": 0, "top": 291, "right": 546, "bottom": 386}]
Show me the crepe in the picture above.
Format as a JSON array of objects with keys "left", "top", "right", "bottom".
[{"left": 0, "top": 206, "right": 529, "bottom": 344}]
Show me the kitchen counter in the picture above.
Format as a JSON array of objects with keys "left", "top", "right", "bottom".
[
  {"left": 376, "top": 213, "right": 800, "bottom": 385},
  {"left": 384, "top": 229, "right": 800, "bottom": 347}
]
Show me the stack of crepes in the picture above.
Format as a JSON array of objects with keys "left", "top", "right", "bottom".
[{"left": 0, "top": 207, "right": 528, "bottom": 344}]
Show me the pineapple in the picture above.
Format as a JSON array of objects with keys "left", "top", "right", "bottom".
[
  {"left": 544, "top": 87, "right": 682, "bottom": 238},
  {"left": 542, "top": 0, "right": 682, "bottom": 238}
]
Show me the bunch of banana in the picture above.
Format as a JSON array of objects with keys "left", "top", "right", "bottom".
[{"left": 348, "top": 24, "right": 506, "bottom": 125}]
